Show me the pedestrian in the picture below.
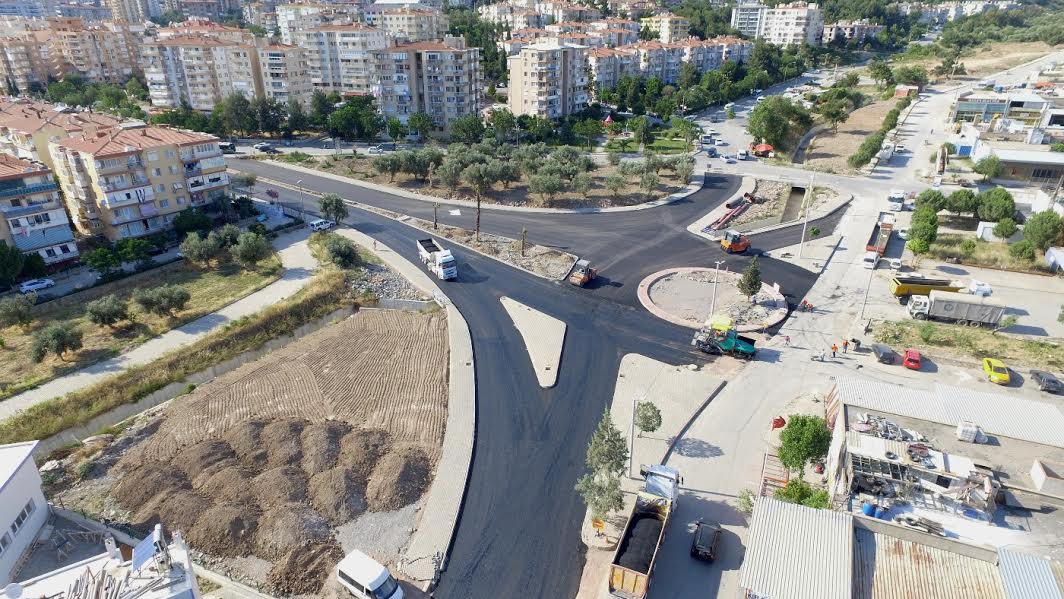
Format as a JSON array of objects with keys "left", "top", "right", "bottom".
[
  {"left": 784, "top": 335, "right": 791, "bottom": 347},
  {"left": 843, "top": 339, "right": 849, "bottom": 353},
  {"left": 831, "top": 343, "right": 838, "bottom": 358}
]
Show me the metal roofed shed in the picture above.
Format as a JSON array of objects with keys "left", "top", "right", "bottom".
[
  {"left": 738, "top": 498, "right": 853, "bottom": 599},
  {"left": 998, "top": 548, "right": 1064, "bottom": 599}
]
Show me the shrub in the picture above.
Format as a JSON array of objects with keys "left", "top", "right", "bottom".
[
  {"left": 0, "top": 294, "right": 35, "bottom": 328},
  {"left": 1008, "top": 239, "right": 1036, "bottom": 261},
  {"left": 216, "top": 223, "right": 242, "bottom": 247},
  {"left": 31, "top": 322, "right": 83, "bottom": 363},
  {"left": 976, "top": 188, "right": 1014, "bottom": 222},
  {"left": 85, "top": 294, "right": 129, "bottom": 327},
  {"left": 960, "top": 238, "right": 977, "bottom": 257},
  {"left": 180, "top": 232, "right": 222, "bottom": 265},
  {"left": 321, "top": 233, "right": 360, "bottom": 268},
  {"left": 231, "top": 232, "right": 271, "bottom": 267},
  {"left": 992, "top": 217, "right": 1017, "bottom": 239},
  {"left": 606, "top": 151, "right": 621, "bottom": 166},
  {"left": 133, "top": 285, "right": 191, "bottom": 316},
  {"left": 915, "top": 190, "right": 946, "bottom": 212},
  {"left": 1023, "top": 211, "right": 1063, "bottom": 250}
]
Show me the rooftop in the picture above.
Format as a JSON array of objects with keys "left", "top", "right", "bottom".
[
  {"left": 0, "top": 440, "right": 38, "bottom": 494},
  {"left": 55, "top": 124, "right": 217, "bottom": 157},
  {"left": 0, "top": 153, "right": 50, "bottom": 180},
  {"left": 0, "top": 98, "right": 121, "bottom": 135}
]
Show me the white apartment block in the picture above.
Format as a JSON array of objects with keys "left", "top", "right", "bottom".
[
  {"left": 47, "top": 18, "right": 143, "bottom": 84},
  {"left": 367, "top": 7, "right": 448, "bottom": 43},
  {"left": 586, "top": 47, "right": 636, "bottom": 98},
  {"left": 639, "top": 13, "right": 691, "bottom": 43},
  {"left": 731, "top": 2, "right": 822, "bottom": 46},
  {"left": 304, "top": 24, "right": 393, "bottom": 97},
  {"left": 50, "top": 122, "right": 230, "bottom": 240},
  {"left": 157, "top": 18, "right": 257, "bottom": 43},
  {"left": 371, "top": 35, "right": 481, "bottom": 131},
  {"left": 0, "top": 154, "right": 79, "bottom": 265},
  {"left": 257, "top": 43, "right": 312, "bottom": 106},
  {"left": 176, "top": 0, "right": 240, "bottom": 22},
  {"left": 104, "top": 0, "right": 150, "bottom": 22},
  {"left": 897, "top": 0, "right": 1020, "bottom": 23},
  {"left": 141, "top": 36, "right": 262, "bottom": 111},
  {"left": 507, "top": 43, "right": 588, "bottom": 119},
  {"left": 586, "top": 36, "right": 753, "bottom": 96},
  {"left": 0, "top": 31, "right": 52, "bottom": 95},
  {"left": 822, "top": 19, "right": 884, "bottom": 44},
  {"left": 730, "top": 3, "right": 764, "bottom": 38},
  {"left": 478, "top": 2, "right": 547, "bottom": 30}
]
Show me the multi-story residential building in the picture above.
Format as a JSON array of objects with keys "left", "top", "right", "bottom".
[
  {"left": 257, "top": 43, "right": 312, "bottom": 106},
  {"left": 478, "top": 1, "right": 546, "bottom": 30},
  {"left": 639, "top": 13, "right": 690, "bottom": 43},
  {"left": 176, "top": 0, "right": 240, "bottom": 22},
  {"left": 157, "top": 18, "right": 256, "bottom": 42},
  {"left": 242, "top": 0, "right": 278, "bottom": 31},
  {"left": 47, "top": 17, "right": 142, "bottom": 83},
  {"left": 589, "top": 17, "right": 640, "bottom": 33},
  {"left": 507, "top": 42, "right": 588, "bottom": 119},
  {"left": 0, "top": 31, "right": 52, "bottom": 95},
  {"left": 0, "top": 0, "right": 46, "bottom": 18},
  {"left": 730, "top": 2, "right": 765, "bottom": 38},
  {"left": 760, "top": 2, "right": 823, "bottom": 45},
  {"left": 367, "top": 6, "right": 447, "bottom": 42},
  {"left": 49, "top": 122, "right": 230, "bottom": 240},
  {"left": 897, "top": 0, "right": 1019, "bottom": 23},
  {"left": 0, "top": 153, "right": 79, "bottom": 265},
  {"left": 0, "top": 98, "right": 121, "bottom": 168},
  {"left": 104, "top": 0, "right": 149, "bottom": 22},
  {"left": 586, "top": 47, "right": 636, "bottom": 99},
  {"left": 822, "top": 19, "right": 884, "bottom": 44},
  {"left": 56, "top": 3, "right": 115, "bottom": 21},
  {"left": 304, "top": 23, "right": 392, "bottom": 96},
  {"left": 142, "top": 36, "right": 262, "bottom": 111},
  {"left": 535, "top": 0, "right": 598, "bottom": 22},
  {"left": 276, "top": 2, "right": 354, "bottom": 45},
  {"left": 371, "top": 35, "right": 480, "bottom": 132}
]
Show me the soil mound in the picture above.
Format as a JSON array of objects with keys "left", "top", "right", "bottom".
[
  {"left": 187, "top": 504, "right": 259, "bottom": 558},
  {"left": 253, "top": 466, "right": 307, "bottom": 506},
  {"left": 339, "top": 429, "right": 391, "bottom": 478},
  {"left": 308, "top": 467, "right": 367, "bottom": 525},
  {"left": 113, "top": 463, "right": 191, "bottom": 510},
  {"left": 262, "top": 419, "right": 305, "bottom": 468},
  {"left": 222, "top": 420, "right": 268, "bottom": 470},
  {"left": 365, "top": 447, "right": 432, "bottom": 512},
  {"left": 255, "top": 504, "right": 331, "bottom": 560},
  {"left": 195, "top": 465, "right": 256, "bottom": 506},
  {"left": 301, "top": 421, "right": 351, "bottom": 475},
  {"left": 175, "top": 439, "right": 238, "bottom": 480},
  {"left": 268, "top": 543, "right": 344, "bottom": 596},
  {"left": 133, "top": 490, "right": 211, "bottom": 533}
]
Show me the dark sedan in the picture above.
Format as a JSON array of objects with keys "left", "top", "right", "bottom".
[{"left": 1031, "top": 370, "right": 1062, "bottom": 394}]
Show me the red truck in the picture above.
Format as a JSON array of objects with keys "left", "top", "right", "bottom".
[{"left": 865, "top": 211, "right": 896, "bottom": 256}]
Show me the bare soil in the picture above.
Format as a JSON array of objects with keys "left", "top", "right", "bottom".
[
  {"left": 899, "top": 42, "right": 1055, "bottom": 78},
  {"left": 732, "top": 180, "right": 791, "bottom": 226},
  {"left": 55, "top": 309, "right": 447, "bottom": 596},
  {"left": 803, "top": 100, "right": 897, "bottom": 174}
]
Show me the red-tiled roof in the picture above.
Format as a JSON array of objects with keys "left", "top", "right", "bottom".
[
  {"left": 0, "top": 153, "right": 50, "bottom": 180},
  {"left": 56, "top": 124, "right": 217, "bottom": 157}
]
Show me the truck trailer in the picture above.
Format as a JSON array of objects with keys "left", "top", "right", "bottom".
[
  {"left": 866, "top": 211, "right": 895, "bottom": 256},
  {"left": 608, "top": 465, "right": 680, "bottom": 599},
  {"left": 889, "top": 276, "right": 965, "bottom": 302},
  {"left": 908, "top": 290, "right": 1006, "bottom": 327},
  {"left": 416, "top": 238, "right": 458, "bottom": 280}
]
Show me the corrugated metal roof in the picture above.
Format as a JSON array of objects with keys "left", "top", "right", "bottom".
[
  {"left": 834, "top": 377, "right": 1064, "bottom": 448},
  {"left": 998, "top": 549, "right": 1064, "bottom": 599},
  {"left": 739, "top": 498, "right": 853, "bottom": 599},
  {"left": 853, "top": 528, "right": 1005, "bottom": 599}
]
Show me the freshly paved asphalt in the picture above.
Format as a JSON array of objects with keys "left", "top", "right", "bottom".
[{"left": 230, "top": 160, "right": 837, "bottom": 598}]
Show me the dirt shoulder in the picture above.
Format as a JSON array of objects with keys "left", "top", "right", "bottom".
[{"left": 801, "top": 100, "right": 897, "bottom": 174}]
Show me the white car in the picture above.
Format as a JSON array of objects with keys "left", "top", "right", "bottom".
[
  {"left": 309, "top": 218, "right": 335, "bottom": 231},
  {"left": 252, "top": 142, "right": 273, "bottom": 151},
  {"left": 18, "top": 278, "right": 55, "bottom": 294},
  {"left": 897, "top": 228, "right": 909, "bottom": 240},
  {"left": 722, "top": 155, "right": 737, "bottom": 164},
  {"left": 714, "top": 139, "right": 727, "bottom": 146},
  {"left": 895, "top": 144, "right": 907, "bottom": 153}
]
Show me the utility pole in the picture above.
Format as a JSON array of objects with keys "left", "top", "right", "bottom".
[
  {"left": 798, "top": 174, "right": 814, "bottom": 258},
  {"left": 628, "top": 394, "right": 642, "bottom": 478},
  {"left": 709, "top": 260, "right": 725, "bottom": 316},
  {"left": 296, "top": 179, "right": 305, "bottom": 219},
  {"left": 859, "top": 266, "right": 874, "bottom": 320}
]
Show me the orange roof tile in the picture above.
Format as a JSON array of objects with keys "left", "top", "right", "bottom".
[
  {"left": 56, "top": 124, "right": 217, "bottom": 157},
  {"left": 0, "top": 153, "right": 50, "bottom": 180}
]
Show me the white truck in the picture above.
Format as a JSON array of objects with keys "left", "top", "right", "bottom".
[
  {"left": 417, "top": 238, "right": 458, "bottom": 280},
  {"left": 908, "top": 290, "right": 1006, "bottom": 327}
]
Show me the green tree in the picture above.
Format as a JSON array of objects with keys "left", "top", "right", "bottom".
[
  {"left": 83, "top": 248, "right": 120, "bottom": 277},
  {"left": 310, "top": 89, "right": 334, "bottom": 127},
  {"left": 639, "top": 171, "right": 660, "bottom": 200},
  {"left": 115, "top": 238, "right": 153, "bottom": 268},
  {"left": 604, "top": 173, "right": 626, "bottom": 201},
  {"left": 437, "top": 160, "right": 464, "bottom": 196},
  {"left": 174, "top": 208, "right": 212, "bottom": 237},
  {"left": 670, "top": 116, "right": 699, "bottom": 152},
  {"left": 179, "top": 231, "right": 222, "bottom": 266},
  {"left": 973, "top": 155, "right": 1003, "bottom": 182},
  {"left": 868, "top": 59, "right": 894, "bottom": 86},
  {"left": 286, "top": 98, "right": 308, "bottom": 133},
  {"left": 319, "top": 193, "right": 349, "bottom": 224},
  {"left": 916, "top": 189, "right": 946, "bottom": 212},
  {"left": 408, "top": 112, "right": 434, "bottom": 139},
  {"left": 133, "top": 285, "right": 190, "bottom": 317},
  {"left": 738, "top": 257, "right": 762, "bottom": 297},
  {"left": 219, "top": 93, "right": 255, "bottom": 134},
  {"left": 774, "top": 479, "right": 830, "bottom": 509},
  {"left": 488, "top": 108, "right": 516, "bottom": 142},
  {"left": 232, "top": 232, "right": 271, "bottom": 267},
  {"left": 386, "top": 116, "right": 408, "bottom": 141},
  {"left": 575, "top": 471, "right": 624, "bottom": 520},
  {"left": 910, "top": 206, "right": 939, "bottom": 245},
  {"left": 634, "top": 401, "right": 662, "bottom": 437},
  {"left": 233, "top": 172, "right": 258, "bottom": 196},
  {"left": 675, "top": 158, "right": 695, "bottom": 184},
  {"left": 0, "top": 241, "right": 26, "bottom": 288},
  {"left": 818, "top": 100, "right": 849, "bottom": 133},
  {"left": 1009, "top": 239, "right": 1036, "bottom": 261},
  {"left": 450, "top": 114, "right": 485, "bottom": 144},
  {"left": 778, "top": 414, "right": 831, "bottom": 473},
  {"left": 321, "top": 233, "right": 360, "bottom": 268},
  {"left": 373, "top": 153, "right": 403, "bottom": 182},
  {"left": 31, "top": 322, "right": 83, "bottom": 362},
  {"left": 976, "top": 188, "right": 1015, "bottom": 222},
  {"left": 251, "top": 95, "right": 286, "bottom": 134},
  {"left": 573, "top": 119, "right": 604, "bottom": 151},
  {"left": 85, "top": 294, "right": 129, "bottom": 328},
  {"left": 0, "top": 294, "right": 34, "bottom": 328},
  {"left": 992, "top": 217, "right": 1017, "bottom": 240},
  {"left": 747, "top": 96, "right": 812, "bottom": 150},
  {"left": 629, "top": 116, "right": 650, "bottom": 150},
  {"left": 216, "top": 223, "right": 242, "bottom": 248},
  {"left": 907, "top": 238, "right": 930, "bottom": 265},
  {"left": 960, "top": 238, "right": 977, "bottom": 258},
  {"left": 586, "top": 408, "right": 628, "bottom": 475},
  {"left": 946, "top": 189, "right": 978, "bottom": 216},
  {"left": 1023, "top": 211, "right": 1063, "bottom": 250},
  {"left": 529, "top": 173, "right": 564, "bottom": 204},
  {"left": 462, "top": 163, "right": 497, "bottom": 240}
]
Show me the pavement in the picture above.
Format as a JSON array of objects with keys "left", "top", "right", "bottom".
[
  {"left": 499, "top": 296, "right": 567, "bottom": 388},
  {"left": 0, "top": 229, "right": 318, "bottom": 422}
]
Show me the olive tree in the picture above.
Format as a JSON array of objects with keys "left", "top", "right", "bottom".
[{"left": 31, "top": 322, "right": 83, "bottom": 362}]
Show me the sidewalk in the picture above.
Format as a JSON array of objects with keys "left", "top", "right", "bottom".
[{"left": 0, "top": 229, "right": 317, "bottom": 422}]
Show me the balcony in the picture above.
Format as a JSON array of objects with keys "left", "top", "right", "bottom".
[
  {"left": 101, "top": 185, "right": 154, "bottom": 209},
  {"left": 187, "top": 172, "right": 229, "bottom": 191},
  {"left": 102, "top": 176, "right": 150, "bottom": 192},
  {"left": 0, "top": 181, "right": 58, "bottom": 199},
  {"left": 2, "top": 199, "right": 61, "bottom": 218},
  {"left": 96, "top": 158, "right": 144, "bottom": 174}
]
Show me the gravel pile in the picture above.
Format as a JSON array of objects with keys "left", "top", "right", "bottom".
[
  {"left": 721, "top": 291, "right": 779, "bottom": 326},
  {"left": 353, "top": 263, "right": 422, "bottom": 300}
]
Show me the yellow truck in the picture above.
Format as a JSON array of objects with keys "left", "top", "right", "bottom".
[
  {"left": 889, "top": 276, "right": 964, "bottom": 303},
  {"left": 608, "top": 465, "right": 680, "bottom": 599}
]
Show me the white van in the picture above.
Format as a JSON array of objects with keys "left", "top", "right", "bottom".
[
  {"left": 737, "top": 149, "right": 749, "bottom": 160},
  {"left": 861, "top": 251, "right": 880, "bottom": 270},
  {"left": 309, "top": 218, "right": 335, "bottom": 231},
  {"left": 699, "top": 134, "right": 715, "bottom": 147},
  {"left": 337, "top": 551, "right": 404, "bottom": 599}
]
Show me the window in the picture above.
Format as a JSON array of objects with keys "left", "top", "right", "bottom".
[
  {"left": 176, "top": 196, "right": 185, "bottom": 205},
  {"left": 8, "top": 218, "right": 19, "bottom": 228},
  {"left": 165, "top": 149, "right": 176, "bottom": 159},
  {"left": 60, "top": 244, "right": 71, "bottom": 254},
  {"left": 0, "top": 531, "right": 11, "bottom": 557},
  {"left": 11, "top": 499, "right": 36, "bottom": 536},
  {"left": 1032, "top": 168, "right": 1060, "bottom": 179},
  {"left": 338, "top": 570, "right": 365, "bottom": 594},
  {"left": 169, "top": 166, "right": 177, "bottom": 175},
  {"left": 147, "top": 151, "right": 158, "bottom": 161},
  {"left": 45, "top": 248, "right": 55, "bottom": 257},
  {"left": 154, "top": 168, "right": 162, "bottom": 177},
  {"left": 159, "top": 199, "right": 169, "bottom": 208}
]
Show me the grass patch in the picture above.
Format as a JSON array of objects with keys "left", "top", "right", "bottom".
[
  {"left": 0, "top": 271, "right": 355, "bottom": 444},
  {"left": 0, "top": 257, "right": 282, "bottom": 402},
  {"left": 603, "top": 137, "right": 692, "bottom": 154},
  {"left": 874, "top": 320, "right": 1064, "bottom": 370},
  {"left": 927, "top": 233, "right": 1049, "bottom": 273}
]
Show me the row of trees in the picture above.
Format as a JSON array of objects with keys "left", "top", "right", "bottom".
[
  {"left": 848, "top": 94, "right": 915, "bottom": 168},
  {"left": 7, "top": 74, "right": 149, "bottom": 119},
  {"left": 575, "top": 405, "right": 662, "bottom": 520},
  {"left": 747, "top": 96, "right": 813, "bottom": 152}
]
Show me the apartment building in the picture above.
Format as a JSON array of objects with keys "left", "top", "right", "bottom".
[
  {"left": 639, "top": 13, "right": 690, "bottom": 43},
  {"left": 589, "top": 17, "right": 640, "bottom": 33},
  {"left": 0, "top": 98, "right": 121, "bottom": 168},
  {"left": 478, "top": 2, "right": 547, "bottom": 30},
  {"left": 760, "top": 2, "right": 823, "bottom": 45},
  {"left": 0, "top": 31, "right": 52, "bottom": 95},
  {"left": 142, "top": 36, "right": 262, "bottom": 111},
  {"left": 49, "top": 122, "right": 229, "bottom": 240},
  {"left": 242, "top": 0, "right": 279, "bottom": 31},
  {"left": 157, "top": 18, "right": 256, "bottom": 43},
  {"left": 589, "top": 36, "right": 753, "bottom": 91},
  {"left": 104, "top": 0, "right": 149, "bottom": 22},
  {"left": 586, "top": 47, "right": 636, "bottom": 99},
  {"left": 275, "top": 2, "right": 354, "bottom": 46},
  {"left": 57, "top": 3, "right": 115, "bottom": 21},
  {"left": 0, "top": 153, "right": 79, "bottom": 265},
  {"left": 371, "top": 35, "right": 480, "bottom": 131},
  {"left": 47, "top": 17, "right": 143, "bottom": 84},
  {"left": 177, "top": 0, "right": 240, "bottom": 22},
  {"left": 730, "top": 3, "right": 765, "bottom": 38},
  {"left": 0, "top": 0, "right": 46, "bottom": 18},
  {"left": 304, "top": 23, "right": 392, "bottom": 96},
  {"left": 822, "top": 19, "right": 884, "bottom": 44},
  {"left": 507, "top": 42, "right": 588, "bottom": 119},
  {"left": 257, "top": 43, "right": 312, "bottom": 106},
  {"left": 368, "top": 7, "right": 448, "bottom": 43},
  {"left": 535, "top": 0, "right": 598, "bottom": 22}
]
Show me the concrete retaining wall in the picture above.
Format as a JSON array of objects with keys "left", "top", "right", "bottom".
[{"left": 31, "top": 306, "right": 356, "bottom": 459}]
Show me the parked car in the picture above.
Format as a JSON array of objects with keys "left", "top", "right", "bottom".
[
  {"left": 895, "top": 144, "right": 907, "bottom": 153},
  {"left": 309, "top": 218, "right": 335, "bottom": 231},
  {"left": 958, "top": 178, "right": 973, "bottom": 188},
  {"left": 902, "top": 349, "right": 921, "bottom": 370},
  {"left": 756, "top": 95, "right": 766, "bottom": 103},
  {"left": 219, "top": 141, "right": 236, "bottom": 154},
  {"left": 982, "top": 357, "right": 1010, "bottom": 385},
  {"left": 897, "top": 228, "right": 909, "bottom": 240},
  {"left": 1031, "top": 370, "right": 1062, "bottom": 394},
  {"left": 737, "top": 150, "right": 749, "bottom": 160},
  {"left": 714, "top": 139, "right": 727, "bottom": 146},
  {"left": 253, "top": 142, "right": 274, "bottom": 152},
  {"left": 18, "top": 278, "right": 55, "bottom": 294},
  {"left": 722, "top": 155, "right": 737, "bottom": 164},
  {"left": 690, "top": 520, "right": 722, "bottom": 562},
  {"left": 871, "top": 344, "right": 896, "bottom": 364}
]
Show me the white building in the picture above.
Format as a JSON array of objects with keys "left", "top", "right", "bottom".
[
  {"left": 0, "top": 441, "right": 48, "bottom": 587},
  {"left": 730, "top": 1, "right": 823, "bottom": 45},
  {"left": 730, "top": 2, "right": 765, "bottom": 38},
  {"left": 507, "top": 42, "right": 588, "bottom": 119}
]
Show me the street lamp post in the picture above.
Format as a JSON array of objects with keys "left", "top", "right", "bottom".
[
  {"left": 296, "top": 179, "right": 305, "bottom": 219},
  {"left": 709, "top": 260, "right": 725, "bottom": 316},
  {"left": 799, "top": 174, "right": 814, "bottom": 258},
  {"left": 628, "top": 394, "right": 644, "bottom": 478}
]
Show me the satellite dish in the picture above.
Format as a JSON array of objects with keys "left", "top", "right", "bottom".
[{"left": 4, "top": 583, "right": 24, "bottom": 598}]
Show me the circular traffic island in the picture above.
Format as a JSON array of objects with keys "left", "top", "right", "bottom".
[{"left": 637, "top": 267, "right": 788, "bottom": 332}]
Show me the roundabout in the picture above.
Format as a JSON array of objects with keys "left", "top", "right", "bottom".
[{"left": 637, "top": 267, "right": 790, "bottom": 332}]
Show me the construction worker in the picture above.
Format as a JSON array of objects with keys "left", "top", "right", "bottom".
[
  {"left": 843, "top": 339, "right": 849, "bottom": 353},
  {"left": 831, "top": 343, "right": 838, "bottom": 358}
]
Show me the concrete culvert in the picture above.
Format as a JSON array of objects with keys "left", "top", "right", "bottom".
[
  {"left": 268, "top": 542, "right": 344, "bottom": 596},
  {"left": 187, "top": 504, "right": 259, "bottom": 558},
  {"left": 308, "top": 466, "right": 367, "bottom": 525},
  {"left": 365, "top": 446, "right": 432, "bottom": 512},
  {"left": 301, "top": 421, "right": 352, "bottom": 475},
  {"left": 253, "top": 465, "right": 308, "bottom": 507},
  {"left": 255, "top": 504, "right": 331, "bottom": 560},
  {"left": 338, "top": 428, "right": 391, "bottom": 478},
  {"left": 262, "top": 418, "right": 306, "bottom": 468},
  {"left": 113, "top": 462, "right": 191, "bottom": 510}
]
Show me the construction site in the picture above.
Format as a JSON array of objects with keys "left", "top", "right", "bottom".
[{"left": 45, "top": 308, "right": 450, "bottom": 596}]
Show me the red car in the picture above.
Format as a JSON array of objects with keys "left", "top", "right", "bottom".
[{"left": 902, "top": 349, "right": 921, "bottom": 370}]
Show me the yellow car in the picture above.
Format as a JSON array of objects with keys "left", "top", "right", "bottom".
[{"left": 982, "top": 358, "right": 1010, "bottom": 385}]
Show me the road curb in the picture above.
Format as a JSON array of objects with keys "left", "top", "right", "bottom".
[
  {"left": 331, "top": 227, "right": 475, "bottom": 593},
  {"left": 246, "top": 159, "right": 705, "bottom": 214},
  {"left": 636, "top": 267, "right": 788, "bottom": 332}
]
